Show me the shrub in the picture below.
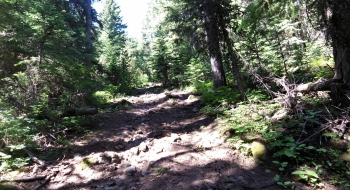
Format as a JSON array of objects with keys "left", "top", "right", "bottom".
[
  {"left": 193, "top": 81, "right": 213, "bottom": 95},
  {"left": 91, "top": 91, "right": 112, "bottom": 106},
  {"left": 201, "top": 86, "right": 241, "bottom": 106}
]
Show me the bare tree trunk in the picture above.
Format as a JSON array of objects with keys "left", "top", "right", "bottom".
[{"left": 203, "top": 0, "right": 226, "bottom": 88}]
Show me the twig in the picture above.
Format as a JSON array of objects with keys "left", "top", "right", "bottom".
[
  {"left": 292, "top": 124, "right": 331, "bottom": 149},
  {"left": 295, "top": 121, "right": 307, "bottom": 145}
]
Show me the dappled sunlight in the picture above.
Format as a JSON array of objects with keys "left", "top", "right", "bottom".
[
  {"left": 11, "top": 87, "right": 280, "bottom": 190},
  {"left": 1, "top": 0, "right": 349, "bottom": 189}
]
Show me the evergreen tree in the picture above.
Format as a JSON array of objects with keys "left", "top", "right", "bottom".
[
  {"left": 97, "top": 0, "right": 127, "bottom": 91},
  {"left": 167, "top": 0, "right": 247, "bottom": 89},
  {"left": 0, "top": 0, "right": 98, "bottom": 113}
]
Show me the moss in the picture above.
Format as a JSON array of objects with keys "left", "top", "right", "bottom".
[
  {"left": 251, "top": 141, "right": 267, "bottom": 162},
  {"left": 78, "top": 157, "right": 97, "bottom": 170}
]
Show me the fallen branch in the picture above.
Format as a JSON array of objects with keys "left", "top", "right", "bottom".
[
  {"left": 33, "top": 170, "right": 59, "bottom": 190},
  {"left": 292, "top": 124, "right": 331, "bottom": 149},
  {"left": 0, "top": 175, "right": 46, "bottom": 183},
  {"left": 23, "top": 148, "right": 45, "bottom": 166}
]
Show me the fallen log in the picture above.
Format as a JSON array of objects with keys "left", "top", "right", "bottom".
[
  {"left": 295, "top": 79, "right": 333, "bottom": 92},
  {"left": 294, "top": 79, "right": 350, "bottom": 105},
  {"left": 32, "top": 171, "right": 59, "bottom": 190}
]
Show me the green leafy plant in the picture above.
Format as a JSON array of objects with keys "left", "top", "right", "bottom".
[
  {"left": 292, "top": 169, "right": 319, "bottom": 186},
  {"left": 274, "top": 174, "right": 295, "bottom": 188},
  {"left": 273, "top": 160, "right": 289, "bottom": 171},
  {"left": 0, "top": 145, "right": 30, "bottom": 173}
]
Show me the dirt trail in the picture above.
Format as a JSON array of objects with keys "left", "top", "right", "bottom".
[{"left": 13, "top": 88, "right": 285, "bottom": 190}]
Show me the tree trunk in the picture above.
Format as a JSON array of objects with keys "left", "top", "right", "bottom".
[
  {"left": 203, "top": 0, "right": 226, "bottom": 89},
  {"left": 222, "top": 27, "right": 244, "bottom": 92},
  {"left": 85, "top": 0, "right": 92, "bottom": 68},
  {"left": 327, "top": 0, "right": 350, "bottom": 106},
  {"left": 333, "top": 41, "right": 350, "bottom": 86}
]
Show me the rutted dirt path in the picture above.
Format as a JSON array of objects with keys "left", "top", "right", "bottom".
[{"left": 13, "top": 88, "right": 284, "bottom": 190}]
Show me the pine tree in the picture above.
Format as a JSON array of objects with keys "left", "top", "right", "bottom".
[{"left": 97, "top": 0, "right": 127, "bottom": 89}]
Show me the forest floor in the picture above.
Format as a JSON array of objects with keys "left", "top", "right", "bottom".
[{"left": 5, "top": 88, "right": 322, "bottom": 190}]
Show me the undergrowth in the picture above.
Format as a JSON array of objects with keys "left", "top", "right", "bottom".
[
  {"left": 0, "top": 107, "right": 93, "bottom": 175},
  {"left": 199, "top": 86, "right": 350, "bottom": 188}
]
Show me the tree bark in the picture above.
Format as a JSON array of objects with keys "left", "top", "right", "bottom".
[
  {"left": 203, "top": 0, "right": 226, "bottom": 88},
  {"left": 295, "top": 79, "right": 333, "bottom": 92},
  {"left": 333, "top": 41, "right": 350, "bottom": 86},
  {"left": 327, "top": 0, "right": 350, "bottom": 105}
]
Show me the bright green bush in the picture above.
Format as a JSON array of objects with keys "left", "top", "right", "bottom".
[
  {"left": 91, "top": 91, "right": 113, "bottom": 106},
  {"left": 193, "top": 81, "right": 213, "bottom": 95}
]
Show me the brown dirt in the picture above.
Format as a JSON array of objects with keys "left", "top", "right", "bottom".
[{"left": 5, "top": 88, "right": 292, "bottom": 190}]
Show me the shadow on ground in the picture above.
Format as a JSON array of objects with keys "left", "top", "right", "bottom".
[{"left": 14, "top": 88, "right": 287, "bottom": 190}]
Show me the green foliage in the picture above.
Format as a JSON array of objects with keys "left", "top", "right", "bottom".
[
  {"left": 183, "top": 58, "right": 211, "bottom": 84},
  {"left": 193, "top": 81, "right": 213, "bottom": 95},
  {"left": 245, "top": 89, "right": 270, "bottom": 103},
  {"left": 78, "top": 157, "right": 97, "bottom": 170},
  {"left": 309, "top": 57, "right": 334, "bottom": 79},
  {"left": 0, "top": 108, "right": 33, "bottom": 145},
  {"left": 202, "top": 88, "right": 350, "bottom": 188},
  {"left": 228, "top": 138, "right": 250, "bottom": 154},
  {"left": 274, "top": 174, "right": 295, "bottom": 188},
  {"left": 96, "top": 0, "right": 136, "bottom": 94},
  {"left": 201, "top": 86, "right": 241, "bottom": 106},
  {"left": 92, "top": 91, "right": 113, "bottom": 106},
  {"left": 0, "top": 144, "right": 30, "bottom": 173},
  {"left": 292, "top": 169, "right": 320, "bottom": 186},
  {"left": 219, "top": 102, "right": 274, "bottom": 138}
]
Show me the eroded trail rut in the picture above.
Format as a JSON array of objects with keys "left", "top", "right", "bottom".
[{"left": 30, "top": 89, "right": 283, "bottom": 189}]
